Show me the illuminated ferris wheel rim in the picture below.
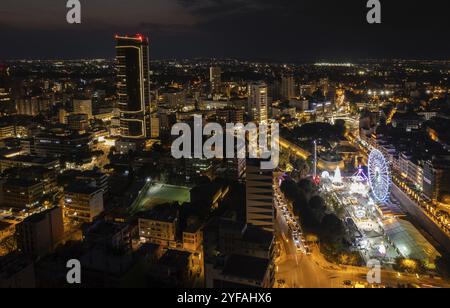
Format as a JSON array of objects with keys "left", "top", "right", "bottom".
[{"left": 368, "top": 149, "right": 391, "bottom": 203}]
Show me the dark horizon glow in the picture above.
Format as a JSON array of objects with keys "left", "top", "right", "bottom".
[{"left": 1, "top": 0, "right": 450, "bottom": 60}]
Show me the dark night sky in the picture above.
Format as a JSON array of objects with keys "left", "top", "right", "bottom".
[{"left": 0, "top": 0, "right": 449, "bottom": 60}]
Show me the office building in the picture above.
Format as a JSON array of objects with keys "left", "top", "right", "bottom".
[
  {"left": 34, "top": 131, "right": 91, "bottom": 158},
  {"left": 399, "top": 153, "right": 424, "bottom": 191},
  {"left": 15, "top": 207, "right": 64, "bottom": 259},
  {"left": 160, "top": 88, "right": 185, "bottom": 109},
  {"left": 183, "top": 224, "right": 203, "bottom": 253},
  {"left": 16, "top": 97, "right": 50, "bottom": 116},
  {"left": 245, "top": 160, "right": 274, "bottom": 232},
  {"left": 248, "top": 82, "right": 268, "bottom": 124},
  {"left": 66, "top": 113, "right": 90, "bottom": 132},
  {"left": 83, "top": 220, "right": 132, "bottom": 253},
  {"left": 138, "top": 205, "right": 179, "bottom": 247},
  {"left": 203, "top": 219, "right": 275, "bottom": 288},
  {"left": 0, "top": 155, "right": 60, "bottom": 173},
  {"left": 0, "top": 124, "right": 14, "bottom": 140},
  {"left": 216, "top": 108, "right": 244, "bottom": 125},
  {"left": 64, "top": 184, "right": 104, "bottom": 223},
  {"left": 15, "top": 166, "right": 58, "bottom": 196},
  {"left": 2, "top": 178, "right": 44, "bottom": 209},
  {"left": 75, "top": 169, "right": 109, "bottom": 196},
  {"left": 116, "top": 34, "right": 151, "bottom": 140},
  {"left": 423, "top": 157, "right": 450, "bottom": 204},
  {"left": 73, "top": 98, "right": 93, "bottom": 119}
]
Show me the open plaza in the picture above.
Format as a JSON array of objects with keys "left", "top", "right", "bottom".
[{"left": 320, "top": 152, "right": 441, "bottom": 270}]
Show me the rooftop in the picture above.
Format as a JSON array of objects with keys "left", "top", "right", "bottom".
[
  {"left": 158, "top": 250, "right": 191, "bottom": 268},
  {"left": 65, "top": 183, "right": 102, "bottom": 195},
  {"left": 139, "top": 204, "right": 179, "bottom": 223},
  {"left": 4, "top": 178, "right": 41, "bottom": 188},
  {"left": 384, "top": 218, "right": 441, "bottom": 263},
  {"left": 222, "top": 254, "right": 270, "bottom": 282},
  {"left": 0, "top": 155, "right": 58, "bottom": 164}
]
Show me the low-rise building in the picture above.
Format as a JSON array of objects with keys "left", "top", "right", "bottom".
[
  {"left": 83, "top": 220, "right": 132, "bottom": 253},
  {"left": 183, "top": 223, "right": 203, "bottom": 252},
  {"left": 203, "top": 219, "right": 275, "bottom": 288},
  {"left": 15, "top": 207, "right": 64, "bottom": 259},
  {"left": 138, "top": 205, "right": 179, "bottom": 248},
  {"left": 0, "top": 155, "right": 60, "bottom": 173},
  {"left": 2, "top": 178, "right": 44, "bottom": 208},
  {"left": 64, "top": 184, "right": 104, "bottom": 223},
  {"left": 66, "top": 113, "right": 90, "bottom": 132}
]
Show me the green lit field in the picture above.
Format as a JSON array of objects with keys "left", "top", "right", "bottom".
[{"left": 131, "top": 183, "right": 191, "bottom": 214}]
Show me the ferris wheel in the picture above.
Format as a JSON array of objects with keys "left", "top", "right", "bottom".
[{"left": 368, "top": 149, "right": 391, "bottom": 203}]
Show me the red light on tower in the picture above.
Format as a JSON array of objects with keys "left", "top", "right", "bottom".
[{"left": 136, "top": 34, "right": 143, "bottom": 42}]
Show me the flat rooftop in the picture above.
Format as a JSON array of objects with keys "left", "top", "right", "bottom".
[
  {"left": 223, "top": 254, "right": 270, "bottom": 282},
  {"left": 0, "top": 155, "right": 58, "bottom": 164}
]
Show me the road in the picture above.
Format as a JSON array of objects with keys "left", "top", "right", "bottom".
[{"left": 279, "top": 137, "right": 345, "bottom": 172}]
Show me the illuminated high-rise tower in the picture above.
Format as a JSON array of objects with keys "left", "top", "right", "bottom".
[
  {"left": 115, "top": 34, "right": 150, "bottom": 140},
  {"left": 248, "top": 82, "right": 268, "bottom": 124}
]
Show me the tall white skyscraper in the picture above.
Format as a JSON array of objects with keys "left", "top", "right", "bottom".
[{"left": 248, "top": 82, "right": 268, "bottom": 124}]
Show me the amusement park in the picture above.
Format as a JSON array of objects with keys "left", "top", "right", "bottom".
[{"left": 319, "top": 149, "right": 441, "bottom": 269}]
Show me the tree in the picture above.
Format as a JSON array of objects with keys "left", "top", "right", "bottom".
[
  {"left": 298, "top": 179, "right": 314, "bottom": 195},
  {"left": 334, "top": 119, "right": 347, "bottom": 136},
  {"left": 436, "top": 256, "right": 450, "bottom": 280},
  {"left": 292, "top": 190, "right": 308, "bottom": 218},
  {"left": 280, "top": 179, "right": 299, "bottom": 202},
  {"left": 309, "top": 196, "right": 327, "bottom": 222},
  {"left": 0, "top": 236, "right": 17, "bottom": 255},
  {"left": 320, "top": 214, "right": 345, "bottom": 246}
]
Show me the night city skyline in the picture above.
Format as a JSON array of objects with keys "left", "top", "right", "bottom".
[{"left": 1, "top": 0, "right": 450, "bottom": 294}]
